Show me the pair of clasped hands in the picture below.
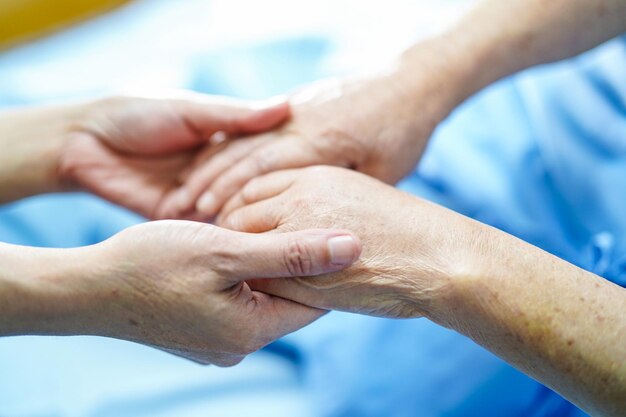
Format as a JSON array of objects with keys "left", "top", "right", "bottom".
[{"left": 56, "top": 73, "right": 460, "bottom": 366}]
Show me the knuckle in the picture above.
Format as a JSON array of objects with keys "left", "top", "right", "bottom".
[
  {"left": 283, "top": 237, "right": 315, "bottom": 276},
  {"left": 315, "top": 128, "right": 367, "bottom": 165}
]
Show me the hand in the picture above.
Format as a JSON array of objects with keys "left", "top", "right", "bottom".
[
  {"left": 62, "top": 221, "right": 361, "bottom": 366},
  {"left": 178, "top": 44, "right": 459, "bottom": 219},
  {"left": 57, "top": 93, "right": 290, "bottom": 219},
  {"left": 216, "top": 166, "right": 481, "bottom": 319}
]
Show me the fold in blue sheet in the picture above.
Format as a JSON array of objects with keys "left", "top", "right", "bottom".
[{"left": 1, "top": 34, "right": 625, "bottom": 417}]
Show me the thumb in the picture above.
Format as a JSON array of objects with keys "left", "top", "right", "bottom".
[
  {"left": 184, "top": 96, "right": 291, "bottom": 138},
  {"left": 221, "top": 229, "right": 361, "bottom": 284}
]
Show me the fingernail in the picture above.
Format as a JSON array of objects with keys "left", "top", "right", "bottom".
[
  {"left": 197, "top": 192, "right": 216, "bottom": 214},
  {"left": 328, "top": 235, "right": 358, "bottom": 266}
]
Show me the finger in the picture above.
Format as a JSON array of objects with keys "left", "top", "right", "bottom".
[
  {"left": 196, "top": 139, "right": 319, "bottom": 217},
  {"left": 252, "top": 292, "right": 328, "bottom": 341},
  {"left": 180, "top": 96, "right": 290, "bottom": 138},
  {"left": 217, "top": 198, "right": 281, "bottom": 233},
  {"left": 248, "top": 278, "right": 324, "bottom": 313},
  {"left": 184, "top": 135, "right": 270, "bottom": 203},
  {"left": 159, "top": 136, "right": 269, "bottom": 217},
  {"left": 219, "top": 229, "right": 361, "bottom": 284},
  {"left": 218, "top": 170, "right": 296, "bottom": 222},
  {"left": 60, "top": 133, "right": 189, "bottom": 219}
]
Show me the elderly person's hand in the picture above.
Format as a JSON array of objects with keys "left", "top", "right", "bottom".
[
  {"left": 0, "top": 220, "right": 361, "bottom": 366},
  {"left": 175, "top": 42, "right": 462, "bottom": 219},
  {"left": 216, "top": 166, "right": 626, "bottom": 416},
  {"left": 216, "top": 166, "right": 475, "bottom": 318},
  {"left": 57, "top": 93, "right": 290, "bottom": 219}
]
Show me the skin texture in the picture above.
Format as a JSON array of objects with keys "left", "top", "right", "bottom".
[
  {"left": 218, "top": 166, "right": 626, "bottom": 416},
  {"left": 175, "top": 51, "right": 459, "bottom": 219},
  {"left": 0, "top": 0, "right": 625, "bottom": 411},
  {"left": 217, "top": 166, "right": 471, "bottom": 317},
  {"left": 0, "top": 91, "right": 361, "bottom": 365},
  {"left": 0, "top": 221, "right": 361, "bottom": 366},
  {"left": 181, "top": 0, "right": 626, "bottom": 220},
  {"left": 0, "top": 93, "right": 291, "bottom": 218}
]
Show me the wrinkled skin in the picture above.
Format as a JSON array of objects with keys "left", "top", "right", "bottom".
[
  {"left": 178, "top": 66, "right": 450, "bottom": 218},
  {"left": 85, "top": 220, "right": 360, "bottom": 366},
  {"left": 217, "top": 166, "right": 481, "bottom": 318}
]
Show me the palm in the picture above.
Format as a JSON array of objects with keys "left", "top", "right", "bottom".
[
  {"left": 57, "top": 95, "right": 290, "bottom": 219},
  {"left": 61, "top": 132, "right": 194, "bottom": 219}
]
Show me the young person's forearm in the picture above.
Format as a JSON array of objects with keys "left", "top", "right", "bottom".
[
  {"left": 0, "top": 243, "right": 106, "bottom": 336},
  {"left": 0, "top": 104, "right": 84, "bottom": 203},
  {"left": 429, "top": 228, "right": 626, "bottom": 417}
]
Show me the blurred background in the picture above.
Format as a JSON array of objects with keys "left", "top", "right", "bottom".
[
  {"left": 3, "top": 1, "right": 593, "bottom": 417},
  {"left": 0, "top": 3, "right": 481, "bottom": 417},
  {"left": 0, "top": 0, "right": 475, "bottom": 104}
]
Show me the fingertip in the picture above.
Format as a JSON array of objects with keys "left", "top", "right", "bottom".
[
  {"left": 281, "top": 229, "right": 362, "bottom": 276},
  {"left": 239, "top": 98, "right": 291, "bottom": 132},
  {"left": 252, "top": 95, "right": 290, "bottom": 112},
  {"left": 327, "top": 234, "right": 361, "bottom": 267},
  {"left": 197, "top": 192, "right": 217, "bottom": 216}
]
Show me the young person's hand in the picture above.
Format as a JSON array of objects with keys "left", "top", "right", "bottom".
[
  {"left": 0, "top": 220, "right": 361, "bottom": 366},
  {"left": 58, "top": 93, "right": 290, "bottom": 219}
]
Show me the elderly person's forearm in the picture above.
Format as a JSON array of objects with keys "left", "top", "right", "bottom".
[
  {"left": 395, "top": 0, "right": 626, "bottom": 118},
  {"left": 182, "top": 0, "right": 626, "bottom": 218},
  {"left": 219, "top": 166, "right": 626, "bottom": 417},
  {"left": 431, "top": 223, "right": 626, "bottom": 417}
]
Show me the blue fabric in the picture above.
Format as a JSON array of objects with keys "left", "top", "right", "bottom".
[
  {"left": 280, "top": 36, "right": 626, "bottom": 417},
  {"left": 1, "top": 12, "right": 624, "bottom": 416}
]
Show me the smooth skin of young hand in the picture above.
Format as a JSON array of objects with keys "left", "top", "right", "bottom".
[
  {"left": 176, "top": 0, "right": 626, "bottom": 220},
  {"left": 217, "top": 166, "right": 626, "bottom": 417},
  {"left": 0, "top": 220, "right": 361, "bottom": 366},
  {"left": 0, "top": 92, "right": 290, "bottom": 219}
]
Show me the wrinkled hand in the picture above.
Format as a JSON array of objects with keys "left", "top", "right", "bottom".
[
  {"left": 178, "top": 65, "right": 450, "bottom": 218},
  {"left": 86, "top": 220, "right": 360, "bottom": 366},
  {"left": 58, "top": 93, "right": 290, "bottom": 219},
  {"left": 217, "top": 166, "right": 480, "bottom": 319}
]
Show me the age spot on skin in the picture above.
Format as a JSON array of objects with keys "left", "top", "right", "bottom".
[{"left": 567, "top": 339, "right": 575, "bottom": 347}]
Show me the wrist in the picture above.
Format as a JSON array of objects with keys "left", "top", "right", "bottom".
[
  {"left": 0, "top": 103, "right": 89, "bottom": 202},
  {"left": 395, "top": 199, "right": 498, "bottom": 321},
  {"left": 0, "top": 243, "right": 113, "bottom": 336},
  {"left": 391, "top": 35, "right": 479, "bottom": 126},
  {"left": 421, "top": 217, "right": 513, "bottom": 328}
]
